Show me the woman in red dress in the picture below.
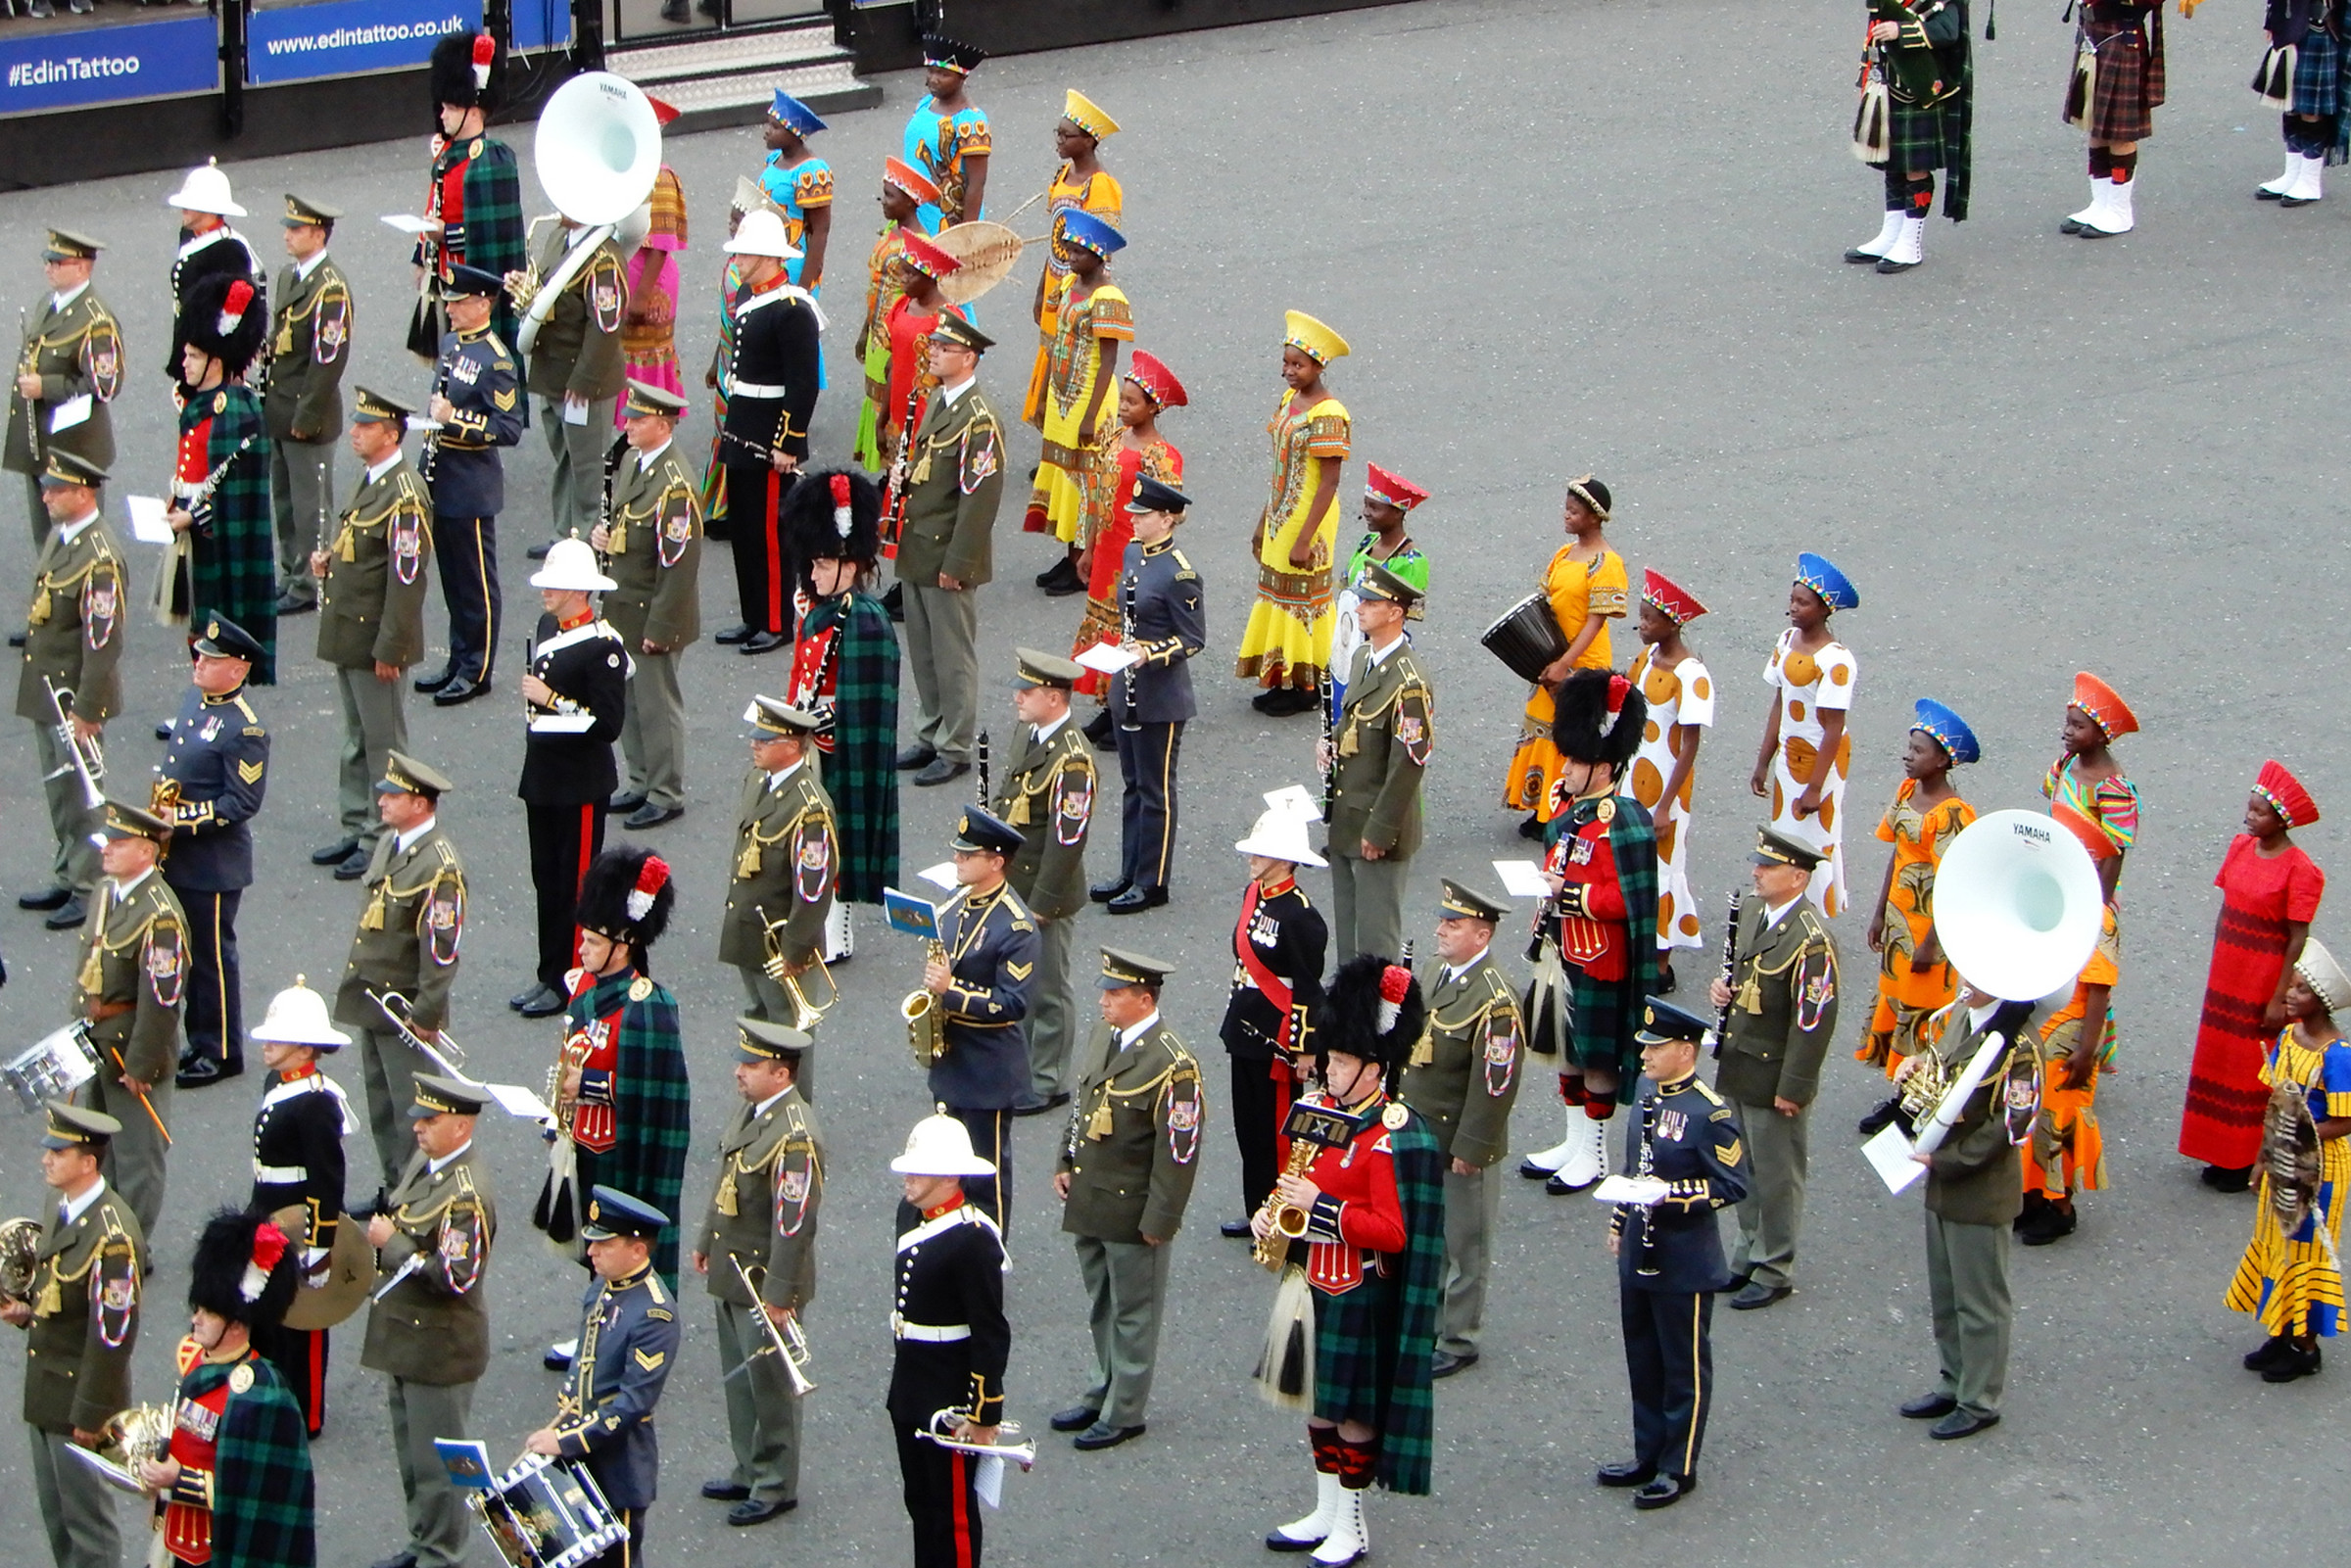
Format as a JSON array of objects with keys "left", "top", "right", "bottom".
[
  {"left": 2181, "top": 759, "right": 2326, "bottom": 1190},
  {"left": 1070, "top": 349, "right": 1184, "bottom": 742}
]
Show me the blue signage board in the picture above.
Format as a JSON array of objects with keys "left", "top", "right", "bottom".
[
  {"left": 510, "top": 0, "right": 574, "bottom": 52},
  {"left": 246, "top": 0, "right": 482, "bottom": 86},
  {"left": 0, "top": 13, "right": 219, "bottom": 117}
]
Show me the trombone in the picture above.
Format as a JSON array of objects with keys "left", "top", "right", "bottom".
[
  {"left": 725, "top": 1256, "right": 815, "bottom": 1396},
  {"left": 755, "top": 904, "right": 838, "bottom": 1032}
]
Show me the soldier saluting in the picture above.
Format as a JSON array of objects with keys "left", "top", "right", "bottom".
[
  {"left": 995, "top": 647, "right": 1097, "bottom": 1114},
  {"left": 264, "top": 195, "right": 353, "bottom": 619},
  {"left": 5, "top": 229, "right": 122, "bottom": 549},
  {"left": 721, "top": 700, "right": 837, "bottom": 1051}
]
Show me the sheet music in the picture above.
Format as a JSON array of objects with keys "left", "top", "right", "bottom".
[
  {"left": 1864, "top": 1123, "right": 1927, "bottom": 1194},
  {"left": 1591, "top": 1174, "right": 1669, "bottom": 1206},
  {"left": 48, "top": 394, "right": 91, "bottom": 433},
  {"left": 1491, "top": 859, "right": 1552, "bottom": 898},
  {"left": 1075, "top": 641, "right": 1138, "bottom": 675},
  {"left": 975, "top": 1453, "right": 1005, "bottom": 1509},
  {"left": 125, "top": 495, "right": 173, "bottom": 545}
]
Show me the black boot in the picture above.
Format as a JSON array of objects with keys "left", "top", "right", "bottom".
[
  {"left": 2261, "top": 1339, "right": 2324, "bottom": 1383},
  {"left": 2020, "top": 1197, "right": 2076, "bottom": 1246},
  {"left": 2243, "top": 1334, "right": 2294, "bottom": 1371},
  {"left": 2012, "top": 1189, "right": 2050, "bottom": 1238}
]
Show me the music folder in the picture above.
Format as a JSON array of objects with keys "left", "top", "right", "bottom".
[
  {"left": 884, "top": 887, "right": 942, "bottom": 940},
  {"left": 435, "top": 1438, "right": 495, "bottom": 1490}
]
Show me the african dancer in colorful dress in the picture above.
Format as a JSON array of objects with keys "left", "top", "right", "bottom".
[
  {"left": 2058, "top": 0, "right": 2166, "bottom": 237},
  {"left": 904, "top": 35, "right": 990, "bottom": 230},
  {"left": 614, "top": 148, "right": 686, "bottom": 428},
  {"left": 1846, "top": 0, "right": 1973, "bottom": 271},
  {"left": 2183, "top": 759, "right": 2325, "bottom": 1192},
  {"left": 760, "top": 91, "right": 834, "bottom": 291},
  {"left": 1021, "top": 213, "right": 1128, "bottom": 576},
  {"left": 1856, "top": 700, "right": 1977, "bottom": 1087},
  {"left": 1024, "top": 89, "right": 1124, "bottom": 426},
  {"left": 2224, "top": 935, "right": 2351, "bottom": 1385},
  {"left": 2017, "top": 672, "right": 2139, "bottom": 1245},
  {"left": 853, "top": 159, "right": 940, "bottom": 471},
  {"left": 1502, "top": 476, "right": 1625, "bottom": 838},
  {"left": 1624, "top": 570, "right": 1715, "bottom": 991},
  {"left": 1747, "top": 553, "right": 1857, "bottom": 918},
  {"left": 1235, "top": 310, "right": 1350, "bottom": 719},
  {"left": 1072, "top": 350, "right": 1184, "bottom": 734},
  {"left": 1326, "top": 463, "right": 1428, "bottom": 715}
]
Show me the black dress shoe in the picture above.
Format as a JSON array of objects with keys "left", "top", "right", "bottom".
[
  {"left": 1516, "top": 813, "right": 1545, "bottom": 840},
  {"left": 1874, "top": 256, "right": 1920, "bottom": 274},
  {"left": 1011, "top": 1091, "right": 1071, "bottom": 1117},
  {"left": 510, "top": 985, "right": 545, "bottom": 1011},
  {"left": 1220, "top": 1217, "right": 1254, "bottom": 1239},
  {"left": 1728, "top": 1281, "right": 1792, "bottom": 1310},
  {"left": 518, "top": 983, "right": 566, "bottom": 1019},
  {"left": 6, "top": 633, "right": 24, "bottom": 648},
  {"left": 1518, "top": 1156, "right": 1559, "bottom": 1179},
  {"left": 1429, "top": 1349, "right": 1478, "bottom": 1379},
  {"left": 433, "top": 676, "right": 489, "bottom": 706},
  {"left": 714, "top": 623, "right": 754, "bottom": 645},
  {"left": 625, "top": 803, "right": 684, "bottom": 830},
  {"left": 1856, "top": 1097, "right": 1904, "bottom": 1136},
  {"left": 701, "top": 1479, "right": 751, "bottom": 1500},
  {"left": 894, "top": 743, "right": 937, "bottom": 771},
  {"left": 155, "top": 721, "right": 173, "bottom": 740},
  {"left": 727, "top": 1497, "right": 796, "bottom": 1526},
  {"left": 412, "top": 665, "right": 456, "bottom": 694},
  {"left": 2019, "top": 1203, "right": 2076, "bottom": 1246},
  {"left": 334, "top": 846, "right": 372, "bottom": 880},
  {"left": 174, "top": 1057, "right": 242, "bottom": 1090},
  {"left": 1596, "top": 1459, "right": 1655, "bottom": 1488},
  {"left": 17, "top": 884, "right": 72, "bottom": 912},
  {"left": 2261, "top": 1342, "right": 2323, "bottom": 1383},
  {"left": 743, "top": 630, "right": 789, "bottom": 655},
  {"left": 1106, "top": 884, "right": 1167, "bottom": 915},
  {"left": 1546, "top": 1170, "right": 1597, "bottom": 1196},
  {"left": 274, "top": 593, "right": 317, "bottom": 617},
  {"left": 1089, "top": 877, "right": 1131, "bottom": 904},
  {"left": 2200, "top": 1164, "right": 2254, "bottom": 1193},
  {"left": 311, "top": 837, "right": 360, "bottom": 866},
  {"left": 1049, "top": 1404, "right": 1100, "bottom": 1433},
  {"left": 44, "top": 897, "right": 87, "bottom": 930},
  {"left": 1928, "top": 1409, "right": 2000, "bottom": 1440},
  {"left": 543, "top": 1340, "right": 576, "bottom": 1370},
  {"left": 1898, "top": 1392, "right": 1957, "bottom": 1419},
  {"left": 609, "top": 790, "right": 648, "bottom": 814},
  {"left": 913, "top": 757, "right": 969, "bottom": 787},
  {"left": 1633, "top": 1473, "right": 1695, "bottom": 1509},
  {"left": 2244, "top": 1335, "right": 2294, "bottom": 1371},
  {"left": 368, "top": 1553, "right": 419, "bottom": 1568},
  {"left": 1034, "top": 557, "right": 1080, "bottom": 591},
  {"left": 882, "top": 582, "right": 905, "bottom": 622},
  {"left": 526, "top": 541, "right": 553, "bottom": 560},
  {"left": 1043, "top": 567, "right": 1086, "bottom": 598},
  {"left": 1073, "top": 1420, "right": 1144, "bottom": 1450},
  {"left": 1253, "top": 687, "right": 1318, "bottom": 717}
]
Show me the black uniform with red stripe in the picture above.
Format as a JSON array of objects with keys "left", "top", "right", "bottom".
[
  {"left": 718, "top": 278, "right": 821, "bottom": 637},
  {"left": 888, "top": 1197, "right": 1011, "bottom": 1568},
  {"left": 1218, "top": 873, "right": 1326, "bottom": 1215},
  {"left": 246, "top": 1064, "right": 350, "bottom": 1435},
  {"left": 519, "top": 611, "right": 629, "bottom": 989}
]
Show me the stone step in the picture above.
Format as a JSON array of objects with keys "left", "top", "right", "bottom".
[{"left": 606, "top": 21, "right": 880, "bottom": 130}]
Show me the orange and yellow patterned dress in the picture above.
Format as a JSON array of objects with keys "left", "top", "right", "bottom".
[
  {"left": 1234, "top": 393, "right": 1349, "bottom": 694},
  {"left": 1502, "top": 546, "right": 1626, "bottom": 821},
  {"left": 2223, "top": 1024, "right": 2350, "bottom": 1338},
  {"left": 1860, "top": 780, "right": 1975, "bottom": 1069},
  {"left": 1027, "top": 281, "right": 1131, "bottom": 544},
  {"left": 1758, "top": 629, "right": 1855, "bottom": 916},
  {"left": 1624, "top": 646, "right": 1713, "bottom": 952},
  {"left": 1022, "top": 164, "right": 1124, "bottom": 427}
]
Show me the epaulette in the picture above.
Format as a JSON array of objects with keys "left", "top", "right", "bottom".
[
  {"left": 232, "top": 694, "right": 259, "bottom": 725},
  {"left": 1690, "top": 1078, "right": 1730, "bottom": 1112},
  {"left": 644, "top": 1274, "right": 669, "bottom": 1306},
  {"left": 434, "top": 840, "right": 461, "bottom": 868},
  {"left": 1172, "top": 547, "right": 1197, "bottom": 581}
]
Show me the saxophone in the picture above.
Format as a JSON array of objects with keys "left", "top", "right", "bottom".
[
  {"left": 901, "top": 939, "right": 948, "bottom": 1067},
  {"left": 1251, "top": 1133, "right": 1322, "bottom": 1273}
]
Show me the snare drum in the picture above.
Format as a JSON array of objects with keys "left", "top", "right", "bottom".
[
  {"left": 4, "top": 1023, "right": 98, "bottom": 1112},
  {"left": 471, "top": 1453, "right": 628, "bottom": 1568},
  {"left": 1479, "top": 592, "right": 1568, "bottom": 685}
]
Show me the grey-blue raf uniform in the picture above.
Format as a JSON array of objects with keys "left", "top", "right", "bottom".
[
  {"left": 159, "top": 613, "right": 270, "bottom": 1078},
  {"left": 419, "top": 263, "right": 523, "bottom": 696},
  {"left": 928, "top": 808, "right": 1041, "bottom": 1231},
  {"left": 552, "top": 1186, "right": 681, "bottom": 1567},
  {"left": 1102, "top": 476, "right": 1205, "bottom": 906}
]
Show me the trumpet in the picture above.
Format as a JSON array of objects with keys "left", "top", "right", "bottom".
[
  {"left": 41, "top": 677, "right": 104, "bottom": 812},
  {"left": 918, "top": 1407, "right": 1035, "bottom": 1471},
  {"left": 0, "top": 1215, "right": 40, "bottom": 1303},
  {"left": 902, "top": 938, "right": 948, "bottom": 1068},
  {"left": 368, "top": 987, "right": 468, "bottom": 1076},
  {"left": 726, "top": 1257, "right": 815, "bottom": 1396},
  {"left": 755, "top": 904, "right": 838, "bottom": 1031}
]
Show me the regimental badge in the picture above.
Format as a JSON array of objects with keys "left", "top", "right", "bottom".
[
  {"left": 1166, "top": 1078, "right": 1202, "bottom": 1165},
  {"left": 212, "top": 391, "right": 226, "bottom": 414},
  {"left": 391, "top": 513, "right": 423, "bottom": 585},
  {"left": 439, "top": 1224, "right": 472, "bottom": 1260},
  {"left": 145, "top": 920, "right": 187, "bottom": 1008},
  {"left": 777, "top": 1161, "right": 815, "bottom": 1236},
  {"left": 592, "top": 273, "right": 624, "bottom": 335},
  {"left": 793, "top": 829, "right": 832, "bottom": 902},
  {"left": 83, "top": 572, "right": 118, "bottom": 649},
  {"left": 90, "top": 338, "right": 120, "bottom": 398},
  {"left": 1382, "top": 1101, "right": 1410, "bottom": 1130},
  {"left": 1796, "top": 955, "right": 1836, "bottom": 1031},
  {"left": 425, "top": 880, "right": 464, "bottom": 967},
  {"left": 1054, "top": 775, "right": 1091, "bottom": 848},
  {"left": 316, "top": 298, "right": 349, "bottom": 360},
  {"left": 1482, "top": 1019, "right": 1519, "bottom": 1100},
  {"left": 1397, "top": 700, "right": 1432, "bottom": 767},
  {"left": 659, "top": 510, "right": 692, "bottom": 569},
  {"left": 628, "top": 976, "right": 654, "bottom": 1002},
  {"left": 228, "top": 1364, "right": 254, "bottom": 1394},
  {"left": 959, "top": 426, "right": 999, "bottom": 496},
  {"left": 1596, "top": 797, "right": 1616, "bottom": 825}
]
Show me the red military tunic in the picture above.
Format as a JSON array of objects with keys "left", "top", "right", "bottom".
[
  {"left": 1545, "top": 800, "right": 1633, "bottom": 981},
  {"left": 1298, "top": 1095, "right": 1408, "bottom": 1296},
  {"left": 786, "top": 611, "right": 840, "bottom": 757},
  {"left": 564, "top": 972, "right": 625, "bottom": 1156},
  {"left": 163, "top": 1336, "right": 230, "bottom": 1564}
]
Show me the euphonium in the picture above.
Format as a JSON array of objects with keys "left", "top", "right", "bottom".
[{"left": 902, "top": 940, "right": 948, "bottom": 1067}]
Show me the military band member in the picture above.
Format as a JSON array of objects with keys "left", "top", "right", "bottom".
[
  {"left": 1050, "top": 948, "right": 1202, "bottom": 1449},
  {"left": 330, "top": 751, "right": 466, "bottom": 1184},
  {"left": 310, "top": 388, "right": 432, "bottom": 879},
  {"left": 1091, "top": 475, "right": 1204, "bottom": 916},
  {"left": 524, "top": 1187, "right": 681, "bottom": 1568},
  {"left": 715, "top": 210, "right": 821, "bottom": 654},
  {"left": 168, "top": 272, "right": 277, "bottom": 684},
  {"left": 16, "top": 450, "right": 123, "bottom": 929},
  {"left": 6, "top": 229, "right": 121, "bottom": 549},
  {"left": 163, "top": 161, "right": 264, "bottom": 396},
  {"left": 887, "top": 1114, "right": 1012, "bottom": 1568},
  {"left": 243, "top": 977, "right": 352, "bottom": 1439},
  {"left": 264, "top": 195, "right": 352, "bottom": 617},
  {"left": 1219, "top": 795, "right": 1327, "bottom": 1233},
  {"left": 512, "top": 539, "right": 629, "bottom": 1019},
  {"left": 692, "top": 1019, "right": 822, "bottom": 1526},
  {"left": 76, "top": 800, "right": 185, "bottom": 1240},
  {"left": 596, "top": 381, "right": 701, "bottom": 827},
  {"left": 721, "top": 700, "right": 837, "bottom": 1050},
  {"left": 1706, "top": 828, "right": 1841, "bottom": 1310},
  {"left": 1319, "top": 562, "right": 1433, "bottom": 963},
  {"left": 142, "top": 1209, "right": 314, "bottom": 1568},
  {"left": 894, "top": 315, "right": 1005, "bottom": 787},
  {"left": 360, "top": 1072, "right": 495, "bottom": 1568},
  {"left": 1402, "top": 879, "right": 1525, "bottom": 1376},
  {"left": 160, "top": 614, "right": 270, "bottom": 1088},
  {"left": 7, "top": 1104, "right": 140, "bottom": 1568},
  {"left": 1602, "top": 1000, "right": 1748, "bottom": 1511},
  {"left": 522, "top": 211, "right": 627, "bottom": 548},
  {"left": 414, "top": 262, "right": 523, "bottom": 707},
  {"left": 922, "top": 807, "right": 1042, "bottom": 1228},
  {"left": 415, "top": 31, "right": 524, "bottom": 356},
  {"left": 996, "top": 647, "right": 1097, "bottom": 1112}
]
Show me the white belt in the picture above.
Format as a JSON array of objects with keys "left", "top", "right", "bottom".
[
  {"left": 729, "top": 380, "right": 790, "bottom": 400},
  {"left": 890, "top": 1313, "right": 970, "bottom": 1343},
  {"left": 253, "top": 1162, "right": 308, "bottom": 1184}
]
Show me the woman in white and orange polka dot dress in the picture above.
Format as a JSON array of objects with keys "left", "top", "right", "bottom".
[
  {"left": 1625, "top": 568, "right": 1714, "bottom": 989},
  {"left": 1747, "top": 553, "right": 1858, "bottom": 918}
]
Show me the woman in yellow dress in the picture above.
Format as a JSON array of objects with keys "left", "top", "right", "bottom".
[
  {"left": 1235, "top": 309, "right": 1351, "bottom": 718},
  {"left": 1029, "top": 211, "right": 1129, "bottom": 560},
  {"left": 1502, "top": 475, "right": 1626, "bottom": 835},
  {"left": 1857, "top": 700, "right": 1978, "bottom": 1081}
]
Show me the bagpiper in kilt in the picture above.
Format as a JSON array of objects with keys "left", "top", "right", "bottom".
[
  {"left": 170, "top": 275, "right": 277, "bottom": 684},
  {"left": 1846, "top": 0, "right": 1974, "bottom": 273},
  {"left": 2250, "top": 0, "right": 2351, "bottom": 205},
  {"left": 2059, "top": 0, "right": 2167, "bottom": 236},
  {"left": 414, "top": 32, "right": 526, "bottom": 356}
]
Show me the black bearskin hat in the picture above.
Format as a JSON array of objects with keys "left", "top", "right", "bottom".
[
  {"left": 1316, "top": 953, "right": 1427, "bottom": 1070},
  {"left": 183, "top": 273, "right": 266, "bottom": 377},
  {"left": 787, "top": 467, "right": 882, "bottom": 586},
  {"left": 576, "top": 846, "right": 676, "bottom": 952},
  {"left": 189, "top": 1208, "right": 299, "bottom": 1330},
  {"left": 1551, "top": 668, "right": 1648, "bottom": 772},
  {"left": 430, "top": 29, "right": 504, "bottom": 115}
]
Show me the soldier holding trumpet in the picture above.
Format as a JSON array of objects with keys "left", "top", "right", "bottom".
[{"left": 720, "top": 699, "right": 839, "bottom": 1077}]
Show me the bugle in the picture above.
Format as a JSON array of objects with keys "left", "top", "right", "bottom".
[
  {"left": 755, "top": 904, "right": 838, "bottom": 1030},
  {"left": 725, "top": 1257, "right": 816, "bottom": 1396},
  {"left": 40, "top": 677, "right": 104, "bottom": 811},
  {"left": 918, "top": 1407, "right": 1035, "bottom": 1471}
]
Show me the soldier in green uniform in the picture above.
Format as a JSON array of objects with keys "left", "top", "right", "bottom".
[
  {"left": 994, "top": 647, "right": 1097, "bottom": 1114},
  {"left": 75, "top": 799, "right": 186, "bottom": 1239},
  {"left": 1706, "top": 827, "right": 1841, "bottom": 1310},
  {"left": 521, "top": 213, "right": 627, "bottom": 548},
  {"left": 360, "top": 1072, "right": 495, "bottom": 1568},
  {"left": 264, "top": 195, "right": 353, "bottom": 617},
  {"left": 1402, "top": 879, "right": 1525, "bottom": 1376},
  {"left": 1050, "top": 947, "right": 1202, "bottom": 1450},
  {"left": 331, "top": 752, "right": 467, "bottom": 1184},
  {"left": 15, "top": 450, "right": 123, "bottom": 929},
  {"left": 594, "top": 380, "right": 701, "bottom": 831},
  {"left": 892, "top": 314, "right": 1005, "bottom": 788},
  {"left": 6, "top": 230, "right": 122, "bottom": 549},
  {"left": 6, "top": 1103, "right": 141, "bottom": 1568},
  {"left": 1320, "top": 562, "right": 1434, "bottom": 962},
  {"left": 721, "top": 699, "right": 837, "bottom": 1069},
  {"left": 310, "top": 387, "right": 433, "bottom": 879},
  {"left": 691, "top": 1018, "right": 823, "bottom": 1527}
]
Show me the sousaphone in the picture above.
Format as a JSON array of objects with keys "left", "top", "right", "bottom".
[
  {"left": 511, "top": 71, "right": 664, "bottom": 355},
  {"left": 1931, "top": 809, "right": 2104, "bottom": 1003}
]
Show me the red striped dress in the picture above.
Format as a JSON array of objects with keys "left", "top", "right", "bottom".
[{"left": 2181, "top": 835, "right": 2326, "bottom": 1167}]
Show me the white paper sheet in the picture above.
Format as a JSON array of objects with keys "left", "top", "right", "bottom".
[
  {"left": 379, "top": 214, "right": 436, "bottom": 235},
  {"left": 484, "top": 1081, "right": 552, "bottom": 1122},
  {"left": 916, "top": 862, "right": 960, "bottom": 891},
  {"left": 527, "top": 713, "right": 596, "bottom": 734},
  {"left": 125, "top": 494, "right": 174, "bottom": 545},
  {"left": 1592, "top": 1174, "right": 1670, "bottom": 1207},
  {"left": 1491, "top": 859, "right": 1552, "bottom": 899},
  {"left": 1075, "top": 641, "right": 1138, "bottom": 675},
  {"left": 561, "top": 399, "right": 589, "bottom": 426},
  {"left": 975, "top": 1453, "right": 1005, "bottom": 1509},
  {"left": 48, "top": 394, "right": 91, "bottom": 433},
  {"left": 1863, "top": 1123, "right": 1927, "bottom": 1194}
]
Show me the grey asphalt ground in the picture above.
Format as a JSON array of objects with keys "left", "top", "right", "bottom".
[{"left": 0, "top": 0, "right": 2343, "bottom": 1563}]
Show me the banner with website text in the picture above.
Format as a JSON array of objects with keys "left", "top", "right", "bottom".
[{"left": 0, "top": 12, "right": 217, "bottom": 117}]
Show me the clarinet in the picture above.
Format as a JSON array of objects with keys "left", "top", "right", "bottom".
[
  {"left": 1633, "top": 1094, "right": 1660, "bottom": 1277},
  {"left": 1707, "top": 889, "right": 1744, "bottom": 1058},
  {"left": 976, "top": 728, "right": 990, "bottom": 807},
  {"left": 1119, "top": 565, "right": 1142, "bottom": 733},
  {"left": 877, "top": 378, "right": 925, "bottom": 556},
  {"left": 417, "top": 350, "right": 451, "bottom": 487}
]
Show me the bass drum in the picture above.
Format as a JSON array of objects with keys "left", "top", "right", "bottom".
[{"left": 1479, "top": 592, "right": 1567, "bottom": 685}]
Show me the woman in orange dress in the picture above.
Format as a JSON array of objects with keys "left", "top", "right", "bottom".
[
  {"left": 1071, "top": 349, "right": 1184, "bottom": 735},
  {"left": 1857, "top": 701, "right": 1978, "bottom": 1081},
  {"left": 1502, "top": 475, "right": 1626, "bottom": 837}
]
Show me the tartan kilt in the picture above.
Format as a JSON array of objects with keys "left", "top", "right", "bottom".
[
  {"left": 2070, "top": 16, "right": 2163, "bottom": 142},
  {"left": 2291, "top": 30, "right": 2351, "bottom": 161},
  {"left": 1566, "top": 959, "right": 1643, "bottom": 1093},
  {"left": 1889, "top": 98, "right": 1964, "bottom": 173},
  {"left": 1312, "top": 1270, "right": 1401, "bottom": 1430}
]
